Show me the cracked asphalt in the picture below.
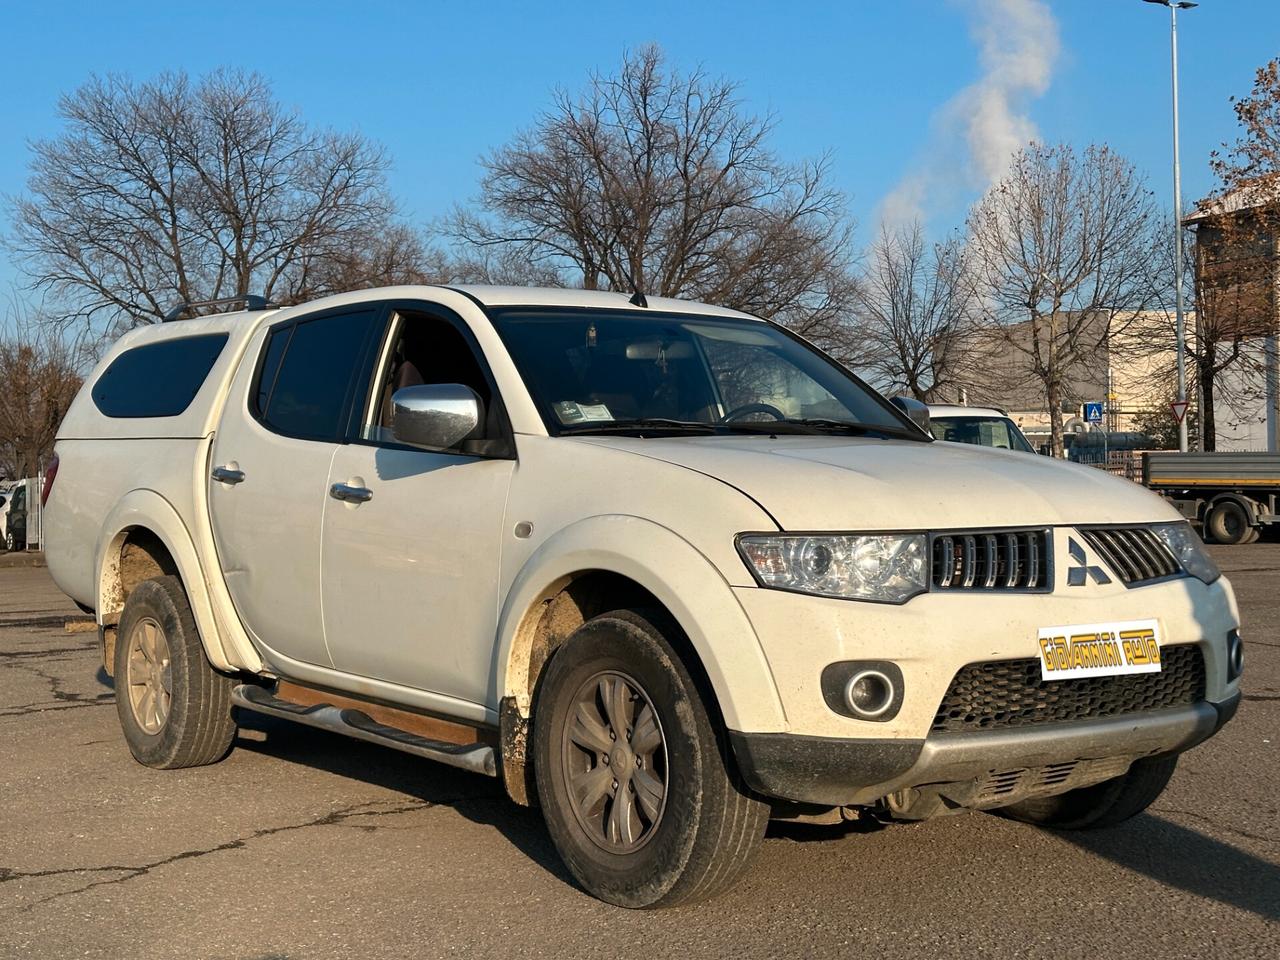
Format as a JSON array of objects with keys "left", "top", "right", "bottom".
[{"left": 1, "top": 550, "right": 1277, "bottom": 960}]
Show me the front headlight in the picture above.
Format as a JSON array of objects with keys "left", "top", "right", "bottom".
[
  {"left": 1152, "top": 521, "right": 1221, "bottom": 584},
  {"left": 737, "top": 534, "right": 928, "bottom": 603}
]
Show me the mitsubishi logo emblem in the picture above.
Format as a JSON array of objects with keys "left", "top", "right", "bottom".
[{"left": 1067, "top": 537, "right": 1111, "bottom": 586}]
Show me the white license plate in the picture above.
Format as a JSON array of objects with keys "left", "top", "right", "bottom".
[{"left": 1037, "top": 619, "right": 1162, "bottom": 681}]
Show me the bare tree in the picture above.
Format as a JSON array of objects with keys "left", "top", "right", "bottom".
[
  {"left": 0, "top": 323, "right": 82, "bottom": 479},
  {"left": 451, "top": 45, "right": 860, "bottom": 356},
  {"left": 12, "top": 69, "right": 403, "bottom": 336},
  {"left": 1180, "top": 57, "right": 1280, "bottom": 449},
  {"left": 1210, "top": 58, "right": 1280, "bottom": 218},
  {"left": 1128, "top": 223, "right": 1264, "bottom": 450},
  {"left": 965, "top": 143, "right": 1163, "bottom": 456},
  {"left": 853, "top": 223, "right": 978, "bottom": 400}
]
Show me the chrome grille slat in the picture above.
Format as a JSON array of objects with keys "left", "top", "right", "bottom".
[
  {"left": 931, "top": 530, "right": 1049, "bottom": 592},
  {"left": 1004, "top": 533, "right": 1019, "bottom": 588},
  {"left": 1119, "top": 529, "right": 1158, "bottom": 580},
  {"left": 1081, "top": 527, "right": 1181, "bottom": 587},
  {"left": 1129, "top": 529, "right": 1177, "bottom": 578},
  {"left": 1101, "top": 530, "right": 1143, "bottom": 581},
  {"left": 1025, "top": 532, "right": 1040, "bottom": 588},
  {"left": 938, "top": 536, "right": 954, "bottom": 587}
]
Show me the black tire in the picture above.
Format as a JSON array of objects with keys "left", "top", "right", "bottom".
[
  {"left": 4, "top": 529, "right": 14, "bottom": 552},
  {"left": 114, "top": 575, "right": 237, "bottom": 769},
  {"left": 1206, "top": 500, "right": 1251, "bottom": 545},
  {"left": 998, "top": 753, "right": 1178, "bottom": 830},
  {"left": 533, "top": 608, "right": 768, "bottom": 908}
]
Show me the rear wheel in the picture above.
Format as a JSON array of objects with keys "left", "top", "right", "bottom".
[
  {"left": 1206, "top": 500, "right": 1251, "bottom": 544},
  {"left": 115, "top": 576, "right": 237, "bottom": 768},
  {"left": 998, "top": 754, "right": 1178, "bottom": 829},
  {"left": 533, "top": 609, "right": 768, "bottom": 908}
]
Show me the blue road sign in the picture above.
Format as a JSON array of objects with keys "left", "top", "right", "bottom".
[{"left": 1084, "top": 402, "right": 1104, "bottom": 425}]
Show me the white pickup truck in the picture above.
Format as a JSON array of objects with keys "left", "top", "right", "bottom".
[{"left": 45, "top": 286, "right": 1243, "bottom": 907}]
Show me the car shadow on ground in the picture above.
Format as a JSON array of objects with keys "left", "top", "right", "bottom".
[
  {"left": 230, "top": 711, "right": 892, "bottom": 884},
  {"left": 227, "top": 712, "right": 1279, "bottom": 919},
  {"left": 1060, "top": 813, "right": 1280, "bottom": 923},
  {"left": 231, "top": 710, "right": 578, "bottom": 892}
]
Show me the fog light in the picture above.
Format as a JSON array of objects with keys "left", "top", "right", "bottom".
[
  {"left": 1228, "top": 630, "right": 1244, "bottom": 681},
  {"left": 845, "top": 669, "right": 895, "bottom": 718}
]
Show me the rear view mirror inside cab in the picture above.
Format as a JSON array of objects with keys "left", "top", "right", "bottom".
[{"left": 625, "top": 340, "right": 695, "bottom": 360}]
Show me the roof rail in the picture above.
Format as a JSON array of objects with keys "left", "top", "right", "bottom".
[{"left": 163, "top": 295, "right": 273, "bottom": 322}]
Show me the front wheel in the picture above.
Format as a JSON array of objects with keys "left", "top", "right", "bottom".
[
  {"left": 533, "top": 609, "right": 768, "bottom": 908},
  {"left": 998, "top": 754, "right": 1178, "bottom": 829}
]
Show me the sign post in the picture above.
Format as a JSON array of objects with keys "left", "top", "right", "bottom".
[{"left": 1084, "top": 402, "right": 1107, "bottom": 466}]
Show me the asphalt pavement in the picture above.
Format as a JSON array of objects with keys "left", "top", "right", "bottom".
[{"left": 1, "top": 549, "right": 1277, "bottom": 960}]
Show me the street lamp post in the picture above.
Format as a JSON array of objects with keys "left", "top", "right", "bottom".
[{"left": 1143, "top": 0, "right": 1196, "bottom": 453}]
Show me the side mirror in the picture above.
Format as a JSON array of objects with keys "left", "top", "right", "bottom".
[
  {"left": 890, "top": 395, "right": 931, "bottom": 435},
  {"left": 391, "top": 384, "right": 482, "bottom": 450}
]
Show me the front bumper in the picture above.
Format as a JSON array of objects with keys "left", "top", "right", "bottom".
[
  {"left": 730, "top": 692, "right": 1240, "bottom": 807},
  {"left": 732, "top": 564, "right": 1240, "bottom": 740}
]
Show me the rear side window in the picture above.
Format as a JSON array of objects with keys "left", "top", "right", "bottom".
[
  {"left": 256, "top": 309, "right": 382, "bottom": 441},
  {"left": 92, "top": 334, "right": 229, "bottom": 418}
]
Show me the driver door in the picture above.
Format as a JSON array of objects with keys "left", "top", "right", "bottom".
[{"left": 319, "top": 304, "right": 515, "bottom": 715}]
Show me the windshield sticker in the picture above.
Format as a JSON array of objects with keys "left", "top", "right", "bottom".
[{"left": 554, "top": 401, "right": 614, "bottom": 424}]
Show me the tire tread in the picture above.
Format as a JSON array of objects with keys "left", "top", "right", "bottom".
[{"left": 115, "top": 575, "right": 235, "bottom": 769}]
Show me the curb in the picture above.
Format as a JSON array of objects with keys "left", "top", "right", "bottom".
[{"left": 0, "top": 551, "right": 47, "bottom": 569}]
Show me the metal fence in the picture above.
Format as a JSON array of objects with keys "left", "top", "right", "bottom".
[{"left": 1073, "top": 449, "right": 1155, "bottom": 483}]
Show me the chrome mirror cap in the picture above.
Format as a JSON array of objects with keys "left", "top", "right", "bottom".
[
  {"left": 890, "top": 395, "right": 931, "bottom": 435},
  {"left": 391, "top": 384, "right": 481, "bottom": 449}
]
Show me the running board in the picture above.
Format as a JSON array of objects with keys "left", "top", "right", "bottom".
[{"left": 231, "top": 684, "right": 497, "bottom": 777}]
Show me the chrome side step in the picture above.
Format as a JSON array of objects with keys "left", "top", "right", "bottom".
[{"left": 231, "top": 684, "right": 497, "bottom": 777}]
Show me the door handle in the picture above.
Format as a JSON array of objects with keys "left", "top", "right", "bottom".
[
  {"left": 211, "top": 466, "right": 245, "bottom": 485},
  {"left": 329, "top": 482, "right": 373, "bottom": 503}
]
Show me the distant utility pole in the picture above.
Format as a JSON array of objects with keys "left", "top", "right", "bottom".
[{"left": 1143, "top": 0, "right": 1196, "bottom": 453}]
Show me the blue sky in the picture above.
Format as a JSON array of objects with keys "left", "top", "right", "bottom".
[{"left": 2, "top": 0, "right": 1278, "bottom": 319}]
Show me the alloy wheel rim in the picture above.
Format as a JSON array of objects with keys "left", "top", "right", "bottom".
[
  {"left": 561, "top": 670, "right": 669, "bottom": 853},
  {"left": 127, "top": 617, "right": 172, "bottom": 734}
]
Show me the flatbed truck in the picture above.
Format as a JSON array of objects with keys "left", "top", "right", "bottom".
[{"left": 1144, "top": 451, "right": 1280, "bottom": 544}]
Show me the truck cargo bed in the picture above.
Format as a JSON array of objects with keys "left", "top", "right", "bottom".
[{"left": 1144, "top": 451, "right": 1280, "bottom": 488}]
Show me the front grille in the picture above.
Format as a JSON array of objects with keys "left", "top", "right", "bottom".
[
  {"left": 931, "top": 529, "right": 1049, "bottom": 591},
  {"left": 1080, "top": 526, "right": 1181, "bottom": 586},
  {"left": 931, "top": 644, "right": 1205, "bottom": 733}
]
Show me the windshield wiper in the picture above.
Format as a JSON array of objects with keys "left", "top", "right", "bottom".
[
  {"left": 790, "top": 418, "right": 929, "bottom": 440},
  {"left": 559, "top": 418, "right": 719, "bottom": 436},
  {"left": 720, "top": 418, "right": 927, "bottom": 441}
]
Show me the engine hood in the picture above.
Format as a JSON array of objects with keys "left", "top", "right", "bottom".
[{"left": 573, "top": 435, "right": 1180, "bottom": 531}]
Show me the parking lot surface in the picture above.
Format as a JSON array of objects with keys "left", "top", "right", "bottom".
[{"left": 1, "top": 549, "right": 1277, "bottom": 960}]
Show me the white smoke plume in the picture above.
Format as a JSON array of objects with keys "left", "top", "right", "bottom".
[{"left": 878, "top": 0, "right": 1060, "bottom": 228}]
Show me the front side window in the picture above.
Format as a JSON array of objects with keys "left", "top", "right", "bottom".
[
  {"left": 93, "top": 333, "right": 228, "bottom": 418},
  {"left": 256, "top": 309, "right": 381, "bottom": 441},
  {"left": 361, "top": 310, "right": 494, "bottom": 445},
  {"left": 929, "top": 416, "right": 1035, "bottom": 453},
  {"left": 490, "top": 309, "right": 922, "bottom": 440}
]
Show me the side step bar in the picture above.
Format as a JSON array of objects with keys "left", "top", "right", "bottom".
[{"left": 231, "top": 684, "right": 497, "bottom": 777}]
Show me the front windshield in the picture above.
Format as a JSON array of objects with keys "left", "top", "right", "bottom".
[
  {"left": 929, "top": 416, "right": 1035, "bottom": 453},
  {"left": 490, "top": 309, "right": 922, "bottom": 439}
]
